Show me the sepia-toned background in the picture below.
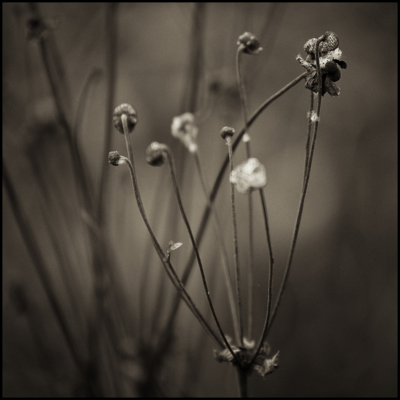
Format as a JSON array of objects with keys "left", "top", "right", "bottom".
[{"left": 3, "top": 3, "right": 397, "bottom": 397}]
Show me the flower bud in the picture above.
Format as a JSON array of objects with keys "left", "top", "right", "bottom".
[
  {"left": 220, "top": 126, "right": 235, "bottom": 140},
  {"left": 108, "top": 151, "right": 122, "bottom": 166},
  {"left": 146, "top": 142, "right": 166, "bottom": 167},
  {"left": 237, "top": 32, "right": 263, "bottom": 55},
  {"left": 113, "top": 103, "right": 138, "bottom": 134}
]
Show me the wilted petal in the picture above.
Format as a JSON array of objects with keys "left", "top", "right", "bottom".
[
  {"left": 171, "top": 112, "right": 198, "bottom": 153},
  {"left": 230, "top": 158, "right": 267, "bottom": 194}
]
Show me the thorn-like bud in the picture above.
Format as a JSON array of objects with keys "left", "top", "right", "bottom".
[
  {"left": 146, "top": 142, "right": 166, "bottom": 167},
  {"left": 220, "top": 126, "right": 235, "bottom": 140},
  {"left": 108, "top": 151, "right": 122, "bottom": 166},
  {"left": 113, "top": 103, "right": 138, "bottom": 134},
  {"left": 237, "top": 32, "right": 263, "bottom": 55}
]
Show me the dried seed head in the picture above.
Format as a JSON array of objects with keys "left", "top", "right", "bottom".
[
  {"left": 320, "top": 31, "right": 339, "bottom": 52},
  {"left": 237, "top": 32, "right": 263, "bottom": 55},
  {"left": 146, "top": 142, "right": 166, "bottom": 167},
  {"left": 108, "top": 151, "right": 123, "bottom": 166},
  {"left": 220, "top": 126, "right": 235, "bottom": 140},
  {"left": 113, "top": 103, "right": 138, "bottom": 134},
  {"left": 304, "top": 38, "right": 318, "bottom": 55}
]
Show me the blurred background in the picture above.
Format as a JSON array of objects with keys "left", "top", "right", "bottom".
[{"left": 3, "top": 2, "right": 397, "bottom": 397}]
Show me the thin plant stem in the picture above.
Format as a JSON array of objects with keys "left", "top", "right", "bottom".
[
  {"left": 249, "top": 189, "right": 274, "bottom": 366},
  {"left": 303, "top": 90, "right": 314, "bottom": 187},
  {"left": 154, "top": 72, "right": 307, "bottom": 360},
  {"left": 114, "top": 117, "right": 223, "bottom": 347},
  {"left": 267, "top": 36, "right": 325, "bottom": 334},
  {"left": 236, "top": 47, "right": 250, "bottom": 132},
  {"left": 116, "top": 154, "right": 223, "bottom": 347},
  {"left": 179, "top": 72, "right": 307, "bottom": 289},
  {"left": 236, "top": 46, "right": 256, "bottom": 340},
  {"left": 98, "top": 3, "right": 118, "bottom": 225},
  {"left": 2, "top": 161, "right": 85, "bottom": 373},
  {"left": 236, "top": 366, "right": 248, "bottom": 398},
  {"left": 193, "top": 151, "right": 240, "bottom": 343},
  {"left": 122, "top": 116, "right": 135, "bottom": 164},
  {"left": 160, "top": 144, "right": 241, "bottom": 364},
  {"left": 226, "top": 136, "right": 244, "bottom": 346}
]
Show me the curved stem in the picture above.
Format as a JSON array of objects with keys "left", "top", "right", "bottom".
[
  {"left": 179, "top": 72, "right": 307, "bottom": 287},
  {"left": 157, "top": 72, "right": 307, "bottom": 354},
  {"left": 267, "top": 37, "right": 324, "bottom": 334},
  {"left": 249, "top": 189, "right": 274, "bottom": 366},
  {"left": 116, "top": 154, "right": 223, "bottom": 347},
  {"left": 161, "top": 145, "right": 241, "bottom": 365}
]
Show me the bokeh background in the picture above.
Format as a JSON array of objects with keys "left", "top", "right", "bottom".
[{"left": 3, "top": 2, "right": 397, "bottom": 397}]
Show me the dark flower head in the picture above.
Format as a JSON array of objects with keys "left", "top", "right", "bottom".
[
  {"left": 108, "top": 151, "right": 122, "bottom": 166},
  {"left": 220, "top": 126, "right": 235, "bottom": 140},
  {"left": 146, "top": 142, "right": 166, "bottom": 167},
  {"left": 113, "top": 103, "right": 138, "bottom": 134},
  {"left": 237, "top": 32, "right": 263, "bottom": 55},
  {"left": 297, "top": 31, "right": 347, "bottom": 97}
]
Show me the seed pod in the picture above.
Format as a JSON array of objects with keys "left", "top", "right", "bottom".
[
  {"left": 220, "top": 126, "right": 235, "bottom": 139},
  {"left": 113, "top": 103, "right": 138, "bottom": 134},
  {"left": 108, "top": 151, "right": 122, "bottom": 166},
  {"left": 320, "top": 31, "right": 339, "bottom": 52},
  {"left": 237, "top": 32, "right": 263, "bottom": 55},
  {"left": 146, "top": 142, "right": 166, "bottom": 167}
]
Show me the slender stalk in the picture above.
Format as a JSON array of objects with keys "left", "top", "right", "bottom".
[
  {"left": 249, "top": 189, "right": 274, "bottom": 366},
  {"left": 193, "top": 151, "right": 240, "bottom": 344},
  {"left": 236, "top": 47, "right": 250, "bottom": 134},
  {"left": 161, "top": 145, "right": 241, "bottom": 364},
  {"left": 2, "top": 161, "right": 85, "bottom": 373},
  {"left": 236, "top": 46, "right": 256, "bottom": 339},
  {"left": 226, "top": 136, "right": 244, "bottom": 346},
  {"left": 114, "top": 153, "right": 223, "bottom": 347},
  {"left": 267, "top": 37, "right": 325, "bottom": 334},
  {"left": 155, "top": 72, "right": 307, "bottom": 360},
  {"left": 236, "top": 366, "right": 248, "bottom": 398},
  {"left": 122, "top": 116, "right": 135, "bottom": 164},
  {"left": 303, "top": 91, "right": 315, "bottom": 187},
  {"left": 179, "top": 72, "right": 307, "bottom": 289},
  {"left": 98, "top": 3, "right": 118, "bottom": 225}
]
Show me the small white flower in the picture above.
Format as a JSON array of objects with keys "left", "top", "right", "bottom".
[
  {"left": 171, "top": 112, "right": 198, "bottom": 153},
  {"left": 229, "top": 158, "right": 267, "bottom": 194}
]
